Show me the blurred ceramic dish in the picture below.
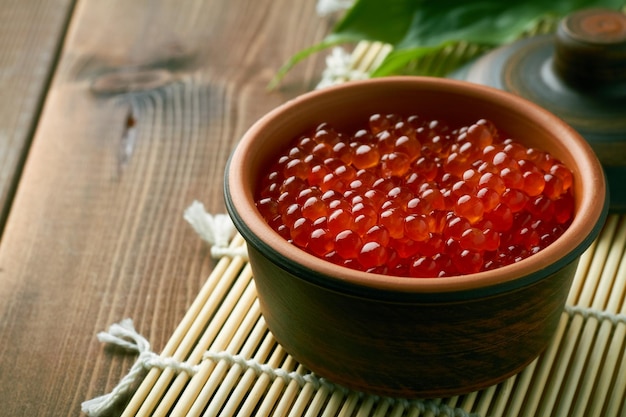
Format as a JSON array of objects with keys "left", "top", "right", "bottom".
[
  {"left": 454, "top": 8, "right": 626, "bottom": 211},
  {"left": 224, "top": 76, "right": 608, "bottom": 398}
]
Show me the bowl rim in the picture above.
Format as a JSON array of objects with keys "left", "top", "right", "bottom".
[{"left": 225, "top": 76, "right": 609, "bottom": 297}]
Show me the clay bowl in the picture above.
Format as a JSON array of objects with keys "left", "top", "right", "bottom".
[{"left": 224, "top": 76, "right": 608, "bottom": 398}]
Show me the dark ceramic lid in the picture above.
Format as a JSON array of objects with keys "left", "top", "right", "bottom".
[{"left": 454, "top": 8, "right": 626, "bottom": 211}]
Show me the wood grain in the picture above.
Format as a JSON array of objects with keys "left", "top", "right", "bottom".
[
  {"left": 0, "top": 0, "right": 329, "bottom": 415},
  {"left": 0, "top": 0, "right": 74, "bottom": 231}
]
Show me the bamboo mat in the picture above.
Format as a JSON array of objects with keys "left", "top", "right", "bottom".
[
  {"left": 117, "top": 214, "right": 626, "bottom": 417},
  {"left": 111, "top": 38, "right": 626, "bottom": 416}
]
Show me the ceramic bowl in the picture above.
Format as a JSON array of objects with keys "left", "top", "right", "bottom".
[{"left": 224, "top": 76, "right": 608, "bottom": 398}]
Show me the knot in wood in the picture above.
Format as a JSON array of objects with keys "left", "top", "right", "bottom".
[{"left": 91, "top": 68, "right": 173, "bottom": 95}]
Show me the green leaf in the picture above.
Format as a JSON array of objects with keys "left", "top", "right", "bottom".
[
  {"left": 268, "top": 39, "right": 340, "bottom": 90},
  {"left": 371, "top": 42, "right": 465, "bottom": 78},
  {"left": 392, "top": 0, "right": 622, "bottom": 48},
  {"left": 330, "top": 0, "right": 417, "bottom": 45},
  {"left": 271, "top": 0, "right": 626, "bottom": 88},
  {"left": 371, "top": 0, "right": 626, "bottom": 76}
]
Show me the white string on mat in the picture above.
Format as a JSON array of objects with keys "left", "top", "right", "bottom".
[
  {"left": 81, "top": 299, "right": 625, "bottom": 415},
  {"left": 183, "top": 200, "right": 248, "bottom": 260},
  {"left": 82, "top": 319, "right": 483, "bottom": 417},
  {"left": 81, "top": 319, "right": 200, "bottom": 416},
  {"left": 564, "top": 304, "right": 626, "bottom": 326}
]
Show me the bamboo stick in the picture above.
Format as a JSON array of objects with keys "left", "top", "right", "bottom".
[
  {"left": 354, "top": 42, "right": 392, "bottom": 74},
  {"left": 510, "top": 221, "right": 602, "bottom": 416},
  {"left": 235, "top": 342, "right": 287, "bottom": 417},
  {"left": 584, "top": 218, "right": 626, "bottom": 417},
  {"left": 354, "top": 393, "right": 376, "bottom": 417},
  {"left": 405, "top": 405, "right": 421, "bottom": 417},
  {"left": 216, "top": 331, "right": 278, "bottom": 417},
  {"left": 602, "top": 318, "right": 626, "bottom": 417},
  {"left": 371, "top": 398, "right": 391, "bottom": 416},
  {"left": 547, "top": 216, "right": 626, "bottom": 416},
  {"left": 387, "top": 400, "right": 407, "bottom": 417},
  {"left": 336, "top": 391, "right": 360, "bottom": 417},
  {"left": 459, "top": 391, "right": 477, "bottom": 412},
  {"left": 286, "top": 377, "right": 316, "bottom": 417},
  {"left": 531, "top": 215, "right": 620, "bottom": 416},
  {"left": 474, "top": 385, "right": 496, "bottom": 416},
  {"left": 446, "top": 395, "right": 460, "bottom": 409},
  {"left": 254, "top": 354, "right": 297, "bottom": 416},
  {"left": 303, "top": 384, "right": 331, "bottom": 417},
  {"left": 320, "top": 389, "right": 345, "bottom": 417},
  {"left": 152, "top": 263, "right": 255, "bottom": 416},
  {"left": 512, "top": 315, "right": 565, "bottom": 416},
  {"left": 200, "top": 315, "right": 269, "bottom": 417},
  {"left": 488, "top": 376, "right": 514, "bottom": 416},
  {"left": 166, "top": 276, "right": 257, "bottom": 416},
  {"left": 121, "top": 234, "right": 246, "bottom": 417},
  {"left": 271, "top": 364, "right": 308, "bottom": 417},
  {"left": 139, "top": 266, "right": 254, "bottom": 417},
  {"left": 559, "top": 217, "right": 626, "bottom": 416}
]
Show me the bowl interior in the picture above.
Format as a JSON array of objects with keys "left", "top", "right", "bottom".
[{"left": 226, "top": 76, "right": 608, "bottom": 297}]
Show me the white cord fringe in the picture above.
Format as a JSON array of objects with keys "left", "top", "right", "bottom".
[
  {"left": 82, "top": 319, "right": 483, "bottom": 417},
  {"left": 183, "top": 201, "right": 247, "bottom": 260},
  {"left": 81, "top": 319, "right": 196, "bottom": 416}
]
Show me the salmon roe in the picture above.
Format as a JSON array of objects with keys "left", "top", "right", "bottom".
[{"left": 255, "top": 114, "right": 575, "bottom": 278}]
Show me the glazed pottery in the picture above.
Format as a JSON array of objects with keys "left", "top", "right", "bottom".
[{"left": 224, "top": 76, "right": 608, "bottom": 397}]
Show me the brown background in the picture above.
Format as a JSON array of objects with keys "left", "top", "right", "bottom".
[{"left": 0, "top": 0, "right": 330, "bottom": 414}]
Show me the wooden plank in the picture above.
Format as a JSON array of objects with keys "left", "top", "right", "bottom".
[
  {"left": 0, "top": 0, "right": 74, "bottom": 230},
  {"left": 0, "top": 0, "right": 329, "bottom": 415}
]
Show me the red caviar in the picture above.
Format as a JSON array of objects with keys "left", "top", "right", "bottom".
[{"left": 256, "top": 114, "right": 575, "bottom": 278}]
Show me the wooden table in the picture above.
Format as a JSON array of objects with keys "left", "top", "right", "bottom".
[
  {"left": 3, "top": 2, "right": 626, "bottom": 416},
  {"left": 0, "top": 1, "right": 329, "bottom": 414}
]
